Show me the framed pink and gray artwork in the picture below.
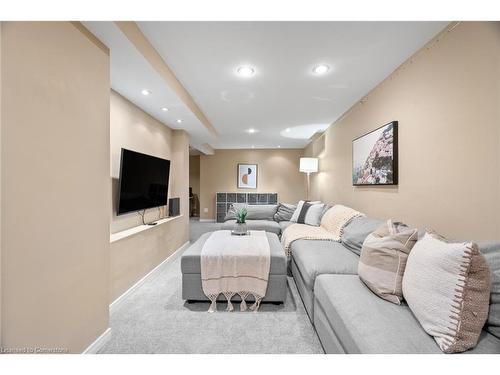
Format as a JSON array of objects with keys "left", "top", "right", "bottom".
[
  {"left": 352, "top": 121, "right": 398, "bottom": 186},
  {"left": 237, "top": 163, "right": 258, "bottom": 189}
]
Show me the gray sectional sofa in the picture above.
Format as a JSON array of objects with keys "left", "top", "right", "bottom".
[
  {"left": 290, "top": 216, "right": 500, "bottom": 354},
  {"left": 216, "top": 202, "right": 500, "bottom": 353},
  {"left": 220, "top": 203, "right": 292, "bottom": 235}
]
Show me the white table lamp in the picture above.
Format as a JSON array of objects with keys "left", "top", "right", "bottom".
[{"left": 300, "top": 157, "right": 318, "bottom": 199}]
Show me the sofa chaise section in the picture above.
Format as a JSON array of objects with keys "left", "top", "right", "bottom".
[
  {"left": 291, "top": 239, "right": 359, "bottom": 319},
  {"left": 313, "top": 274, "right": 500, "bottom": 354},
  {"left": 290, "top": 216, "right": 383, "bottom": 321}
]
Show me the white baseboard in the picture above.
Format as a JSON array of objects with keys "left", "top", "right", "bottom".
[
  {"left": 83, "top": 327, "right": 111, "bottom": 354},
  {"left": 109, "top": 241, "right": 190, "bottom": 314},
  {"left": 198, "top": 219, "right": 215, "bottom": 222}
]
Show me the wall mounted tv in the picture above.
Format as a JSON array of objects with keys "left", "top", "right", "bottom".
[{"left": 117, "top": 148, "right": 171, "bottom": 215}]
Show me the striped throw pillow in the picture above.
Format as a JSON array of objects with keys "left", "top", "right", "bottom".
[
  {"left": 358, "top": 219, "right": 418, "bottom": 304},
  {"left": 290, "top": 200, "right": 320, "bottom": 222}
]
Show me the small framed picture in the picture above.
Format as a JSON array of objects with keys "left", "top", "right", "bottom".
[{"left": 237, "top": 163, "right": 258, "bottom": 189}]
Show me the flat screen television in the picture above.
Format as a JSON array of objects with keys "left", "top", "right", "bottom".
[{"left": 117, "top": 148, "right": 171, "bottom": 215}]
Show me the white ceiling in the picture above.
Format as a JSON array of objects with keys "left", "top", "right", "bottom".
[
  {"left": 138, "top": 22, "right": 447, "bottom": 149},
  {"left": 86, "top": 21, "right": 447, "bottom": 150},
  {"left": 82, "top": 21, "right": 215, "bottom": 150}
]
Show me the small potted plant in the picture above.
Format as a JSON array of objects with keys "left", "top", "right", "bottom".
[{"left": 233, "top": 207, "right": 248, "bottom": 235}]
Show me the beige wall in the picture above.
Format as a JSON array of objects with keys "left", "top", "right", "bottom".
[
  {"left": 199, "top": 149, "right": 305, "bottom": 220},
  {"left": 109, "top": 91, "right": 189, "bottom": 302},
  {"left": 498, "top": 24, "right": 500, "bottom": 239},
  {"left": 306, "top": 22, "right": 500, "bottom": 240},
  {"left": 0, "top": 21, "right": 3, "bottom": 346},
  {"left": 1, "top": 22, "right": 110, "bottom": 353},
  {"left": 189, "top": 155, "right": 200, "bottom": 198},
  {"left": 110, "top": 90, "right": 174, "bottom": 233}
]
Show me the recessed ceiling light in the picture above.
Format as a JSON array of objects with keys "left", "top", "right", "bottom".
[
  {"left": 236, "top": 65, "right": 255, "bottom": 77},
  {"left": 312, "top": 64, "right": 330, "bottom": 75},
  {"left": 247, "top": 128, "right": 257, "bottom": 134},
  {"left": 177, "top": 119, "right": 182, "bottom": 123},
  {"left": 285, "top": 128, "right": 291, "bottom": 132},
  {"left": 161, "top": 107, "right": 169, "bottom": 112},
  {"left": 141, "top": 89, "right": 151, "bottom": 96}
]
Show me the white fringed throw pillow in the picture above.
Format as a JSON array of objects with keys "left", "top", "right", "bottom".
[{"left": 402, "top": 232, "right": 491, "bottom": 353}]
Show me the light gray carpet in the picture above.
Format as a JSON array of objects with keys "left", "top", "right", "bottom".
[
  {"left": 98, "top": 219, "right": 324, "bottom": 354},
  {"left": 189, "top": 218, "right": 220, "bottom": 242}
]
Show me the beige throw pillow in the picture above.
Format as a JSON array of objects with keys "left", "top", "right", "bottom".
[
  {"left": 358, "top": 220, "right": 418, "bottom": 304},
  {"left": 402, "top": 232, "right": 491, "bottom": 353}
]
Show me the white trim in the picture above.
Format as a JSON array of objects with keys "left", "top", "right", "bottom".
[
  {"left": 109, "top": 241, "right": 190, "bottom": 314},
  {"left": 198, "top": 219, "right": 215, "bottom": 222},
  {"left": 82, "top": 327, "right": 111, "bottom": 354}
]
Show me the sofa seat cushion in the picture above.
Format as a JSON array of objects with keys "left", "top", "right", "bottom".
[
  {"left": 291, "top": 240, "right": 358, "bottom": 290},
  {"left": 221, "top": 219, "right": 281, "bottom": 235},
  {"left": 181, "top": 231, "right": 287, "bottom": 275},
  {"left": 314, "top": 274, "right": 500, "bottom": 354}
]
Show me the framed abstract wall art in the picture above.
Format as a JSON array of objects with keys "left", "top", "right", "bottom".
[
  {"left": 352, "top": 121, "right": 398, "bottom": 186},
  {"left": 237, "top": 163, "right": 258, "bottom": 189}
]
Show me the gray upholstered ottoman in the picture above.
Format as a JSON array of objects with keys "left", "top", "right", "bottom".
[{"left": 181, "top": 231, "right": 287, "bottom": 303}]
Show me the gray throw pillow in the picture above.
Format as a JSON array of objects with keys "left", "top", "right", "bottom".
[
  {"left": 341, "top": 216, "right": 384, "bottom": 256},
  {"left": 273, "top": 203, "right": 297, "bottom": 222}
]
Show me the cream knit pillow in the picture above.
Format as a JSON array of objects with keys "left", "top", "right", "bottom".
[{"left": 402, "top": 232, "right": 491, "bottom": 353}]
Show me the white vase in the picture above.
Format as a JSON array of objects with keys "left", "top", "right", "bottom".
[{"left": 233, "top": 222, "right": 247, "bottom": 235}]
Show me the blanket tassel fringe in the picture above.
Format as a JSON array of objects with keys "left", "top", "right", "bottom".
[
  {"left": 249, "top": 295, "right": 262, "bottom": 312},
  {"left": 207, "top": 294, "right": 218, "bottom": 313},
  {"left": 238, "top": 292, "right": 249, "bottom": 311},
  {"left": 206, "top": 292, "right": 263, "bottom": 313},
  {"left": 223, "top": 292, "right": 235, "bottom": 312}
]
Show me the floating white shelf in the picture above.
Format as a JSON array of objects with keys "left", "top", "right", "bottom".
[{"left": 110, "top": 215, "right": 183, "bottom": 244}]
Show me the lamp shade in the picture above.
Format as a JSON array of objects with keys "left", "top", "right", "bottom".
[{"left": 299, "top": 157, "right": 318, "bottom": 173}]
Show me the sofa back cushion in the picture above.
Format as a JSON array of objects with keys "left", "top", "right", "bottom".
[
  {"left": 274, "top": 203, "right": 297, "bottom": 222},
  {"left": 224, "top": 203, "right": 278, "bottom": 221},
  {"left": 477, "top": 241, "right": 500, "bottom": 339},
  {"left": 402, "top": 232, "right": 491, "bottom": 353},
  {"left": 341, "top": 216, "right": 384, "bottom": 256},
  {"left": 358, "top": 220, "right": 418, "bottom": 304}
]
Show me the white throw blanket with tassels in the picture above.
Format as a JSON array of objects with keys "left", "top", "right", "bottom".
[
  {"left": 281, "top": 205, "right": 364, "bottom": 256},
  {"left": 281, "top": 224, "right": 338, "bottom": 256},
  {"left": 200, "top": 230, "right": 271, "bottom": 313}
]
